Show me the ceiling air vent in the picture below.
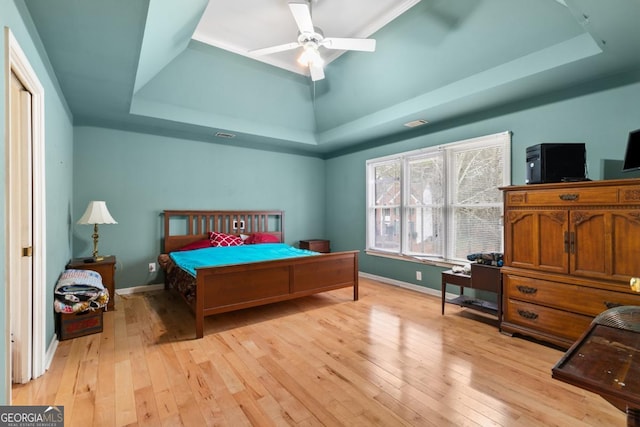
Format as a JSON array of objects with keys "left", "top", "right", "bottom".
[
  {"left": 215, "top": 132, "right": 236, "bottom": 139},
  {"left": 403, "top": 119, "right": 429, "bottom": 128}
]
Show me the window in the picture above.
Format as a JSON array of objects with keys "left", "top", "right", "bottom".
[{"left": 366, "top": 131, "right": 511, "bottom": 263}]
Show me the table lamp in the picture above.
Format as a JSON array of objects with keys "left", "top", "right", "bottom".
[{"left": 77, "top": 201, "right": 117, "bottom": 262}]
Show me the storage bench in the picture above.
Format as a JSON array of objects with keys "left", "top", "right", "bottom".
[{"left": 56, "top": 310, "right": 103, "bottom": 340}]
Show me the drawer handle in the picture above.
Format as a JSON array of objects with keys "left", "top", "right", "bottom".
[
  {"left": 559, "top": 193, "right": 579, "bottom": 201},
  {"left": 604, "top": 301, "right": 623, "bottom": 309},
  {"left": 516, "top": 285, "right": 538, "bottom": 295},
  {"left": 517, "top": 309, "right": 539, "bottom": 320}
]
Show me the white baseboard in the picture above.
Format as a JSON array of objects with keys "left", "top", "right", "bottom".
[
  {"left": 359, "top": 271, "right": 456, "bottom": 299},
  {"left": 114, "top": 276, "right": 452, "bottom": 299},
  {"left": 115, "top": 283, "right": 164, "bottom": 295},
  {"left": 45, "top": 335, "right": 58, "bottom": 371}
]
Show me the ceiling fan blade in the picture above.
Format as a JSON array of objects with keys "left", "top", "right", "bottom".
[
  {"left": 289, "top": 1, "right": 315, "bottom": 34},
  {"left": 249, "top": 42, "right": 300, "bottom": 56},
  {"left": 309, "top": 63, "right": 325, "bottom": 81},
  {"left": 322, "top": 37, "right": 376, "bottom": 52}
]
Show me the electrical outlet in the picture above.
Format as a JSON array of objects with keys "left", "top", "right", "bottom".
[
  {"left": 416, "top": 271, "right": 422, "bottom": 281},
  {"left": 148, "top": 262, "right": 156, "bottom": 273}
]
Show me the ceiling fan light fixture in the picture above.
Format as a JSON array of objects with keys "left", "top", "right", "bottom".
[
  {"left": 248, "top": 0, "right": 375, "bottom": 81},
  {"left": 298, "top": 43, "right": 324, "bottom": 67}
]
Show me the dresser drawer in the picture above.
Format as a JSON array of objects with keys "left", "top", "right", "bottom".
[
  {"left": 504, "top": 299, "right": 592, "bottom": 342},
  {"left": 504, "top": 274, "right": 640, "bottom": 317},
  {"left": 506, "top": 187, "right": 622, "bottom": 206}
]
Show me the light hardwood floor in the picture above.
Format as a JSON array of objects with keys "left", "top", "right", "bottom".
[{"left": 13, "top": 278, "right": 625, "bottom": 426}]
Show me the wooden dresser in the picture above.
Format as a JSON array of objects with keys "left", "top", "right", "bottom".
[{"left": 501, "top": 178, "right": 640, "bottom": 348}]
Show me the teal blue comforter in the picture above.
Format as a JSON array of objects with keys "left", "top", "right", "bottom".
[{"left": 169, "top": 243, "right": 319, "bottom": 277}]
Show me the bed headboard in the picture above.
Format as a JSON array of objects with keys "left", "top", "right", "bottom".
[{"left": 162, "top": 210, "right": 285, "bottom": 253}]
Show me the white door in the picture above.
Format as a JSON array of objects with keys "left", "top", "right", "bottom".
[
  {"left": 9, "top": 71, "right": 34, "bottom": 384},
  {"left": 5, "top": 27, "right": 47, "bottom": 400}
]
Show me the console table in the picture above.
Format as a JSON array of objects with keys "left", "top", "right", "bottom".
[{"left": 441, "top": 264, "right": 502, "bottom": 325}]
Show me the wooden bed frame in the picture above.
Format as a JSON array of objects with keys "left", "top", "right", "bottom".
[{"left": 162, "top": 210, "right": 359, "bottom": 338}]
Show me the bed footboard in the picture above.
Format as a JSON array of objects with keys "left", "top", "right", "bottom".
[{"left": 194, "top": 251, "right": 359, "bottom": 338}]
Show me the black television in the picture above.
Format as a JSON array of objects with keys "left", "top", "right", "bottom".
[{"left": 622, "top": 128, "right": 640, "bottom": 171}]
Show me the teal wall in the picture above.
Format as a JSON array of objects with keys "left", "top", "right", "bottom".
[
  {"left": 0, "top": 0, "right": 74, "bottom": 404},
  {"left": 326, "top": 75, "right": 640, "bottom": 293},
  {"left": 314, "top": 0, "right": 584, "bottom": 133},
  {"left": 72, "top": 127, "right": 326, "bottom": 288},
  {"left": 133, "top": 41, "right": 318, "bottom": 145},
  {"left": 2, "top": 0, "right": 640, "bottom": 409}
]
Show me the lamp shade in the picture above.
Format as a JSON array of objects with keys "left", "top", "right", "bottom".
[{"left": 77, "top": 201, "right": 117, "bottom": 225}]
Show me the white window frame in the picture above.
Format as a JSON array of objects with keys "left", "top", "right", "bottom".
[{"left": 366, "top": 131, "right": 511, "bottom": 264}]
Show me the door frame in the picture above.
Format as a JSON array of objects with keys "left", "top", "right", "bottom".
[{"left": 4, "top": 27, "right": 47, "bottom": 394}]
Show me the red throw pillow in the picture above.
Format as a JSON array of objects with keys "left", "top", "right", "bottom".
[
  {"left": 210, "top": 232, "right": 244, "bottom": 247},
  {"left": 177, "top": 238, "right": 212, "bottom": 251},
  {"left": 245, "top": 233, "right": 280, "bottom": 244}
]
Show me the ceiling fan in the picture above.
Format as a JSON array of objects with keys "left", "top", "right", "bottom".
[{"left": 249, "top": 0, "right": 376, "bottom": 81}]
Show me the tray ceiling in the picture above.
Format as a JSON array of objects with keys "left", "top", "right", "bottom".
[
  {"left": 23, "top": 0, "right": 640, "bottom": 156},
  {"left": 192, "top": 0, "right": 419, "bottom": 77}
]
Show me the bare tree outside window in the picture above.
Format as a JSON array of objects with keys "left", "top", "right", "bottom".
[
  {"left": 371, "top": 161, "right": 401, "bottom": 251},
  {"left": 452, "top": 145, "right": 505, "bottom": 259},
  {"left": 367, "top": 132, "right": 510, "bottom": 262},
  {"left": 406, "top": 153, "right": 443, "bottom": 256}
]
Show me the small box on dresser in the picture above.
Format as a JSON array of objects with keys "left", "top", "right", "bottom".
[{"left": 299, "top": 239, "right": 330, "bottom": 253}]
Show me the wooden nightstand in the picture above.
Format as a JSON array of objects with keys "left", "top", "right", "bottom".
[
  {"left": 299, "top": 239, "right": 330, "bottom": 253},
  {"left": 66, "top": 256, "right": 116, "bottom": 310}
]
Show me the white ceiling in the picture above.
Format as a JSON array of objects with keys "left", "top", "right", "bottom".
[{"left": 192, "top": 0, "right": 420, "bottom": 77}]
